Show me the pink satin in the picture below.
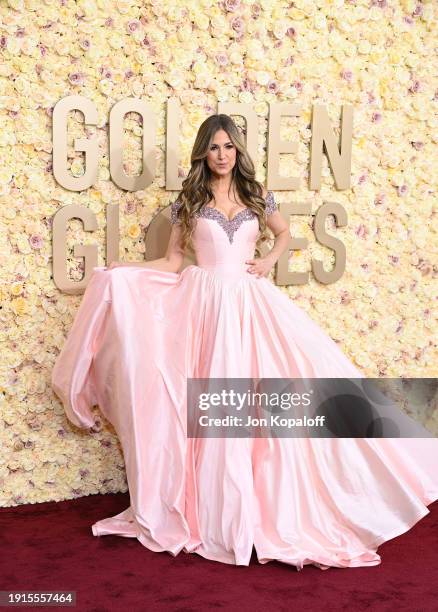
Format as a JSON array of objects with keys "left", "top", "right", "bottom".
[{"left": 51, "top": 215, "right": 438, "bottom": 571}]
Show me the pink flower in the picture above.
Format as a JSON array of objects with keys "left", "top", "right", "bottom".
[
  {"left": 125, "top": 201, "right": 137, "bottom": 214},
  {"left": 286, "top": 27, "right": 296, "bottom": 37},
  {"left": 268, "top": 80, "right": 279, "bottom": 93},
  {"left": 416, "top": 258, "right": 432, "bottom": 276},
  {"left": 100, "top": 67, "right": 113, "bottom": 79},
  {"left": 251, "top": 3, "right": 261, "bottom": 18},
  {"left": 408, "top": 80, "right": 420, "bottom": 94},
  {"left": 397, "top": 184, "right": 408, "bottom": 196},
  {"left": 340, "top": 69, "right": 353, "bottom": 82},
  {"left": 340, "top": 290, "right": 351, "bottom": 304},
  {"left": 68, "top": 72, "right": 85, "bottom": 86},
  {"left": 224, "top": 0, "right": 241, "bottom": 12},
  {"left": 230, "top": 16, "right": 245, "bottom": 33},
  {"left": 91, "top": 419, "right": 102, "bottom": 433},
  {"left": 374, "top": 193, "right": 385, "bottom": 206},
  {"left": 127, "top": 19, "right": 140, "bottom": 33},
  {"left": 355, "top": 223, "right": 368, "bottom": 239},
  {"left": 215, "top": 53, "right": 229, "bottom": 67},
  {"left": 240, "top": 77, "right": 254, "bottom": 92},
  {"left": 27, "top": 418, "right": 42, "bottom": 431},
  {"left": 371, "top": 112, "right": 382, "bottom": 122},
  {"left": 29, "top": 234, "right": 43, "bottom": 249}
]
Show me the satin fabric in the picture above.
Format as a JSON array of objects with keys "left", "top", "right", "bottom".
[{"left": 51, "top": 212, "right": 438, "bottom": 571}]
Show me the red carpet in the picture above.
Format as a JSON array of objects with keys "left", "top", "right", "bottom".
[{"left": 1, "top": 492, "right": 437, "bottom": 611}]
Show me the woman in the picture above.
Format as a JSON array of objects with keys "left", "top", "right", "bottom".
[{"left": 52, "top": 114, "right": 438, "bottom": 571}]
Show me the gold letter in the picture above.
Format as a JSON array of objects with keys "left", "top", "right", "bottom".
[
  {"left": 106, "top": 203, "right": 119, "bottom": 267},
  {"left": 52, "top": 204, "right": 98, "bottom": 294},
  {"left": 267, "top": 103, "right": 300, "bottom": 190},
  {"left": 52, "top": 95, "right": 99, "bottom": 191},
  {"left": 166, "top": 97, "right": 183, "bottom": 190},
  {"left": 312, "top": 201, "right": 347, "bottom": 284},
  {"left": 275, "top": 201, "right": 312, "bottom": 286},
  {"left": 110, "top": 98, "right": 156, "bottom": 191},
  {"left": 310, "top": 105, "right": 353, "bottom": 190}
]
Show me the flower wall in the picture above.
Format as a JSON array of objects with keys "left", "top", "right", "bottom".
[{"left": 0, "top": 0, "right": 437, "bottom": 507}]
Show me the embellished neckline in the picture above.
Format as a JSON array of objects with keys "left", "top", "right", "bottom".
[
  {"left": 195, "top": 205, "right": 256, "bottom": 244},
  {"left": 202, "top": 205, "right": 252, "bottom": 224}
]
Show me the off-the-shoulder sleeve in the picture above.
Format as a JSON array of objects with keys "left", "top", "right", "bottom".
[
  {"left": 170, "top": 198, "right": 183, "bottom": 225},
  {"left": 265, "top": 190, "right": 277, "bottom": 215}
]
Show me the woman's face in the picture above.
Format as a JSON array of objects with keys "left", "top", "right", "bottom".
[{"left": 206, "top": 129, "right": 237, "bottom": 177}]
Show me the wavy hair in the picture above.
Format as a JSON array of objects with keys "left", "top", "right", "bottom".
[{"left": 172, "top": 114, "right": 271, "bottom": 255}]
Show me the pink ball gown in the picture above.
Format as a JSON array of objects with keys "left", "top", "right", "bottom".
[{"left": 51, "top": 191, "right": 438, "bottom": 571}]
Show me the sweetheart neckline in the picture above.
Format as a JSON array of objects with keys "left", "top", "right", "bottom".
[{"left": 201, "top": 205, "right": 253, "bottom": 223}]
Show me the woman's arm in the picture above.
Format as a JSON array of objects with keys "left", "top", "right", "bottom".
[
  {"left": 109, "top": 224, "right": 185, "bottom": 274},
  {"left": 246, "top": 189, "right": 291, "bottom": 278}
]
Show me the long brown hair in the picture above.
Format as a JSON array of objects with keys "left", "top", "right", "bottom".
[{"left": 173, "top": 114, "right": 270, "bottom": 255}]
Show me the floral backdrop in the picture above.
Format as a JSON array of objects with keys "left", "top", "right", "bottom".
[{"left": 0, "top": 0, "right": 437, "bottom": 507}]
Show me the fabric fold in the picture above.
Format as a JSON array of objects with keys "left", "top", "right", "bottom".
[{"left": 52, "top": 261, "right": 438, "bottom": 572}]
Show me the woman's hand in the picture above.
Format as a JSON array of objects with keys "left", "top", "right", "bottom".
[
  {"left": 245, "top": 256, "right": 276, "bottom": 278},
  {"left": 108, "top": 261, "right": 124, "bottom": 270}
]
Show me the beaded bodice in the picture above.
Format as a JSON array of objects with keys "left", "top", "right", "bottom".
[{"left": 169, "top": 191, "right": 278, "bottom": 282}]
